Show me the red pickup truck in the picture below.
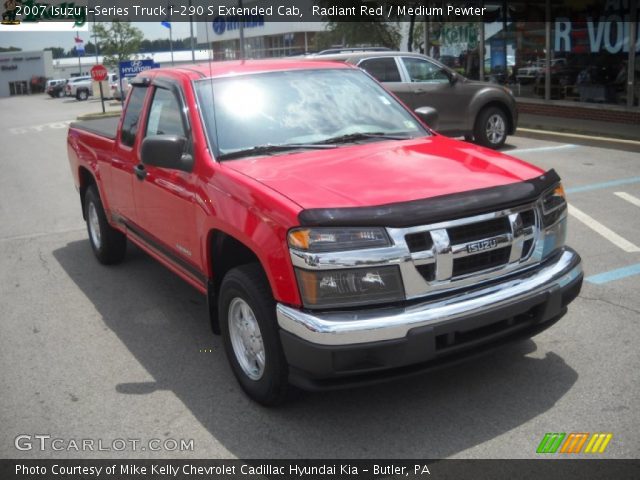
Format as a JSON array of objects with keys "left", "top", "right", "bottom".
[{"left": 67, "top": 59, "right": 583, "bottom": 405}]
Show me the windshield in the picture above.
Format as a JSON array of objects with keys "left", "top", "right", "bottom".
[{"left": 194, "top": 68, "right": 429, "bottom": 160}]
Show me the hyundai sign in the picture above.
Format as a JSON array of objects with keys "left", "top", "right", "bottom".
[
  {"left": 212, "top": 15, "right": 265, "bottom": 35},
  {"left": 119, "top": 59, "right": 159, "bottom": 79}
]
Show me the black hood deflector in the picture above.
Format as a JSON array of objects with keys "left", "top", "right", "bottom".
[{"left": 298, "top": 169, "right": 560, "bottom": 228}]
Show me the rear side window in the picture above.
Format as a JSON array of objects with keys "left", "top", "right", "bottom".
[
  {"left": 359, "top": 57, "right": 402, "bottom": 82},
  {"left": 145, "top": 88, "right": 185, "bottom": 137},
  {"left": 120, "top": 86, "right": 147, "bottom": 147}
]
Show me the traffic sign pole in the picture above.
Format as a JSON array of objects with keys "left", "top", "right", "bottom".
[
  {"left": 90, "top": 64, "right": 108, "bottom": 114},
  {"left": 99, "top": 82, "right": 105, "bottom": 113}
]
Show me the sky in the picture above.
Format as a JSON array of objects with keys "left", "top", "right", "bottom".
[{"left": 0, "top": 22, "right": 194, "bottom": 52}]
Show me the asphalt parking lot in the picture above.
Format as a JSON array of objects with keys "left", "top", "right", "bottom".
[{"left": 1, "top": 94, "right": 639, "bottom": 460}]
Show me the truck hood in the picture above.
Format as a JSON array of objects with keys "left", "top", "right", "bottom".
[{"left": 223, "top": 135, "right": 544, "bottom": 210}]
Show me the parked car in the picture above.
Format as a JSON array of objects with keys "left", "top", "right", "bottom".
[
  {"left": 47, "top": 80, "right": 67, "bottom": 98},
  {"left": 316, "top": 47, "right": 392, "bottom": 55},
  {"left": 65, "top": 76, "right": 92, "bottom": 100},
  {"left": 67, "top": 60, "right": 582, "bottom": 405},
  {"left": 517, "top": 59, "right": 567, "bottom": 84},
  {"left": 45, "top": 78, "right": 66, "bottom": 97},
  {"left": 306, "top": 51, "right": 518, "bottom": 148},
  {"left": 111, "top": 76, "right": 131, "bottom": 101}
]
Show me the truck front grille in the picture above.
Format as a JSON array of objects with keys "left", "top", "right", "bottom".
[
  {"left": 405, "top": 231, "right": 433, "bottom": 252},
  {"left": 452, "top": 246, "right": 511, "bottom": 277},
  {"left": 447, "top": 216, "right": 510, "bottom": 244},
  {"left": 390, "top": 204, "right": 541, "bottom": 299}
]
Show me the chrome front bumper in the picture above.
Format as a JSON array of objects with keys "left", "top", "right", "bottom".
[{"left": 277, "top": 247, "right": 582, "bottom": 346}]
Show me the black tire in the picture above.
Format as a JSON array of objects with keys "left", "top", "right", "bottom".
[
  {"left": 84, "top": 185, "right": 126, "bottom": 265},
  {"left": 474, "top": 106, "right": 508, "bottom": 149},
  {"left": 57, "top": 89, "right": 64, "bottom": 98},
  {"left": 77, "top": 89, "right": 88, "bottom": 101},
  {"left": 219, "top": 263, "right": 288, "bottom": 406}
]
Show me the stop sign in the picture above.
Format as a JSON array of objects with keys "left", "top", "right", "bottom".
[{"left": 90, "top": 64, "right": 108, "bottom": 82}]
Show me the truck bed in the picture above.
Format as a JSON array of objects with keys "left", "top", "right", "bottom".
[{"left": 69, "top": 116, "right": 119, "bottom": 140}]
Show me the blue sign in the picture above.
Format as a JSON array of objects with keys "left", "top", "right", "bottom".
[
  {"left": 118, "top": 59, "right": 158, "bottom": 79},
  {"left": 211, "top": 15, "right": 265, "bottom": 35}
]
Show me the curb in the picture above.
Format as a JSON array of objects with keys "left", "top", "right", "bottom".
[{"left": 515, "top": 127, "right": 640, "bottom": 153}]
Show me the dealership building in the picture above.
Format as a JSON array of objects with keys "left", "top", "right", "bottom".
[
  {"left": 192, "top": 7, "right": 638, "bottom": 126},
  {"left": 196, "top": 19, "right": 325, "bottom": 59},
  {"left": 417, "top": 0, "right": 639, "bottom": 123},
  {"left": 0, "top": 50, "right": 53, "bottom": 97},
  {"left": 0, "top": 50, "right": 212, "bottom": 97}
]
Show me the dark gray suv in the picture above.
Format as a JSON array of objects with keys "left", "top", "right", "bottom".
[{"left": 307, "top": 52, "right": 518, "bottom": 149}]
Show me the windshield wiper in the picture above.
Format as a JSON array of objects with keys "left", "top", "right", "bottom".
[
  {"left": 218, "top": 143, "right": 337, "bottom": 161},
  {"left": 313, "top": 132, "right": 414, "bottom": 145}
]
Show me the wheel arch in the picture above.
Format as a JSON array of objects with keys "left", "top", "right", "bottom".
[
  {"left": 78, "top": 166, "right": 97, "bottom": 220},
  {"left": 206, "top": 229, "right": 270, "bottom": 335}
]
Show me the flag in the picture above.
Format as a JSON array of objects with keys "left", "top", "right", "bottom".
[
  {"left": 161, "top": 21, "right": 171, "bottom": 29},
  {"left": 74, "top": 35, "right": 85, "bottom": 55}
]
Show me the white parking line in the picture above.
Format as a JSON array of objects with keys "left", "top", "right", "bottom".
[
  {"left": 507, "top": 144, "right": 577, "bottom": 155},
  {"left": 614, "top": 192, "right": 640, "bottom": 208},
  {"left": 568, "top": 204, "right": 640, "bottom": 253}
]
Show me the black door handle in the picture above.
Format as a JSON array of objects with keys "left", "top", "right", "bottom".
[{"left": 134, "top": 164, "right": 147, "bottom": 180}]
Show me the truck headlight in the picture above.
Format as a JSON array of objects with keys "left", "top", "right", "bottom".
[
  {"left": 541, "top": 183, "right": 567, "bottom": 226},
  {"left": 288, "top": 227, "right": 390, "bottom": 252},
  {"left": 540, "top": 183, "right": 568, "bottom": 258},
  {"left": 295, "top": 266, "right": 404, "bottom": 309}
]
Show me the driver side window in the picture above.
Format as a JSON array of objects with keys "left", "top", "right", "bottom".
[
  {"left": 402, "top": 57, "right": 450, "bottom": 83},
  {"left": 145, "top": 87, "right": 186, "bottom": 137}
]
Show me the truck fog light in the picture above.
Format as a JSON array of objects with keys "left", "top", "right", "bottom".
[{"left": 295, "top": 266, "right": 404, "bottom": 309}]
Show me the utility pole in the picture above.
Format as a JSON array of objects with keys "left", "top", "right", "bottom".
[
  {"left": 189, "top": 0, "right": 195, "bottom": 62},
  {"left": 169, "top": 22, "right": 174, "bottom": 66},
  {"left": 238, "top": 0, "right": 245, "bottom": 59}
]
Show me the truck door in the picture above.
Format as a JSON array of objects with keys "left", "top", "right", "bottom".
[
  {"left": 131, "top": 83, "right": 202, "bottom": 274},
  {"left": 108, "top": 85, "right": 149, "bottom": 224}
]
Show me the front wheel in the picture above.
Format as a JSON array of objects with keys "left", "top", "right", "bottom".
[
  {"left": 219, "top": 264, "right": 288, "bottom": 406},
  {"left": 84, "top": 186, "right": 126, "bottom": 264},
  {"left": 474, "top": 106, "right": 508, "bottom": 149},
  {"left": 77, "top": 89, "right": 88, "bottom": 101}
]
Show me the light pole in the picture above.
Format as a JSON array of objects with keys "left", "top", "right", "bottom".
[{"left": 238, "top": 0, "right": 245, "bottom": 59}]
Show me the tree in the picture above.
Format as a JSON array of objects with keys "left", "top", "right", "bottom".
[
  {"left": 314, "top": 22, "right": 401, "bottom": 51},
  {"left": 44, "top": 47, "right": 65, "bottom": 58},
  {"left": 92, "top": 21, "right": 143, "bottom": 69},
  {"left": 312, "top": 0, "right": 401, "bottom": 51}
]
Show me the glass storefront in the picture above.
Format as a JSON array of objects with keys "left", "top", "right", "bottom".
[{"left": 426, "top": 0, "right": 639, "bottom": 107}]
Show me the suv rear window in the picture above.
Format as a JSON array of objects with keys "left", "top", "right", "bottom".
[{"left": 358, "top": 57, "right": 402, "bottom": 82}]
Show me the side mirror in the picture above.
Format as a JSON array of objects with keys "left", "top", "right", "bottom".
[
  {"left": 449, "top": 71, "right": 459, "bottom": 84},
  {"left": 141, "top": 135, "right": 193, "bottom": 172},
  {"left": 414, "top": 106, "right": 439, "bottom": 130}
]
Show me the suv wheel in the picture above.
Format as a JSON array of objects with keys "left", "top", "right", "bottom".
[
  {"left": 57, "top": 89, "right": 64, "bottom": 98},
  {"left": 219, "top": 264, "right": 288, "bottom": 406},
  {"left": 474, "top": 106, "right": 508, "bottom": 149},
  {"left": 77, "top": 89, "right": 88, "bottom": 101},
  {"left": 84, "top": 186, "right": 126, "bottom": 264}
]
